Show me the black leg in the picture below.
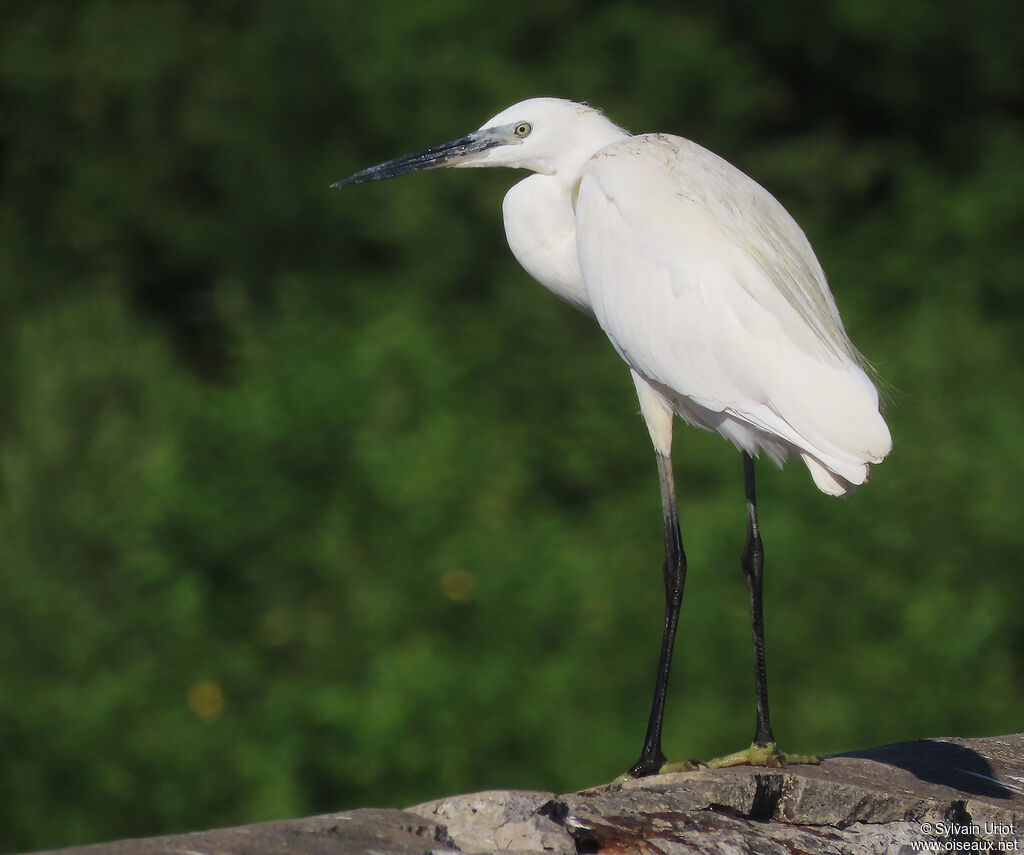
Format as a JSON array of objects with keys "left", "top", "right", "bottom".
[
  {"left": 699, "top": 454, "right": 818, "bottom": 769},
  {"left": 742, "top": 452, "right": 775, "bottom": 747},
  {"left": 629, "top": 450, "right": 687, "bottom": 777}
]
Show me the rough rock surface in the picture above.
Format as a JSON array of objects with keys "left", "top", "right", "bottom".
[{"left": 28, "top": 734, "right": 1024, "bottom": 854}]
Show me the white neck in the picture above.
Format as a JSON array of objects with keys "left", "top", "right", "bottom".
[
  {"left": 500, "top": 125, "right": 630, "bottom": 313},
  {"left": 502, "top": 173, "right": 592, "bottom": 313}
]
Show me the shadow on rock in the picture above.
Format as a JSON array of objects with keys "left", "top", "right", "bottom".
[{"left": 840, "top": 739, "right": 1013, "bottom": 799}]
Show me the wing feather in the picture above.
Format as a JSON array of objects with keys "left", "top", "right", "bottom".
[{"left": 575, "top": 134, "right": 891, "bottom": 486}]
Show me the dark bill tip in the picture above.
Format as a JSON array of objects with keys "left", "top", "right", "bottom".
[{"left": 331, "top": 129, "right": 502, "bottom": 189}]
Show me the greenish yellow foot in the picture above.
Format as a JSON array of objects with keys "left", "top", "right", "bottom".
[
  {"left": 611, "top": 758, "right": 702, "bottom": 783},
  {"left": 686, "top": 741, "right": 820, "bottom": 770},
  {"left": 611, "top": 744, "right": 819, "bottom": 783}
]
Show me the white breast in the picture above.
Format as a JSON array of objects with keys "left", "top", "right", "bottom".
[{"left": 502, "top": 174, "right": 592, "bottom": 315}]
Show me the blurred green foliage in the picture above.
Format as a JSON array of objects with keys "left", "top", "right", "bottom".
[{"left": 1, "top": 0, "right": 1022, "bottom": 850}]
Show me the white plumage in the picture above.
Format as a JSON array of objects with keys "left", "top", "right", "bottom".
[
  {"left": 334, "top": 96, "right": 892, "bottom": 775},
  {"left": 490, "top": 99, "right": 891, "bottom": 495}
]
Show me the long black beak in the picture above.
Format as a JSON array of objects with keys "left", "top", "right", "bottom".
[{"left": 331, "top": 129, "right": 503, "bottom": 188}]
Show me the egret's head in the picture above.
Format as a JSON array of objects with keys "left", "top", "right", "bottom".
[{"left": 332, "top": 98, "right": 629, "bottom": 188}]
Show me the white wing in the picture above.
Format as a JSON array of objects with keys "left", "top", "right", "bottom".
[{"left": 574, "top": 134, "right": 891, "bottom": 493}]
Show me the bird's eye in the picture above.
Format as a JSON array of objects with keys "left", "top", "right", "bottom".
[{"left": 513, "top": 122, "right": 532, "bottom": 138}]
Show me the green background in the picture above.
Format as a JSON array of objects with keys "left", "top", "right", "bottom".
[{"left": 2, "top": 0, "right": 1022, "bottom": 850}]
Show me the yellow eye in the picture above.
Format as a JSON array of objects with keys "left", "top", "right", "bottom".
[{"left": 513, "top": 122, "right": 532, "bottom": 138}]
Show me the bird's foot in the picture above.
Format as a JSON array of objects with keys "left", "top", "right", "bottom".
[
  {"left": 610, "top": 757, "right": 701, "bottom": 783},
  {"left": 691, "top": 741, "right": 820, "bottom": 770},
  {"left": 611, "top": 743, "right": 818, "bottom": 783}
]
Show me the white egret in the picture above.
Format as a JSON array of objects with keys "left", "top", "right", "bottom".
[{"left": 333, "top": 98, "right": 891, "bottom": 777}]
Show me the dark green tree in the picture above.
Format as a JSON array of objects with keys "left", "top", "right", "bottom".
[{"left": 0, "top": 1, "right": 1021, "bottom": 850}]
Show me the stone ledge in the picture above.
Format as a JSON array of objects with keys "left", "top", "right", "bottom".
[{"left": 29, "top": 734, "right": 1024, "bottom": 854}]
